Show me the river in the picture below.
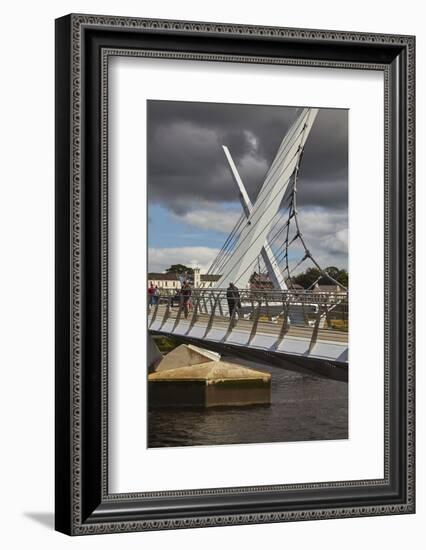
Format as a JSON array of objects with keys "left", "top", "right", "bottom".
[{"left": 148, "top": 356, "right": 348, "bottom": 448}]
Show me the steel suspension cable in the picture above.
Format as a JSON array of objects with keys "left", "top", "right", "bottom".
[{"left": 214, "top": 144, "right": 303, "bottom": 283}]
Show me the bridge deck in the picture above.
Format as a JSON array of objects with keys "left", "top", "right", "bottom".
[
  {"left": 148, "top": 304, "right": 348, "bottom": 366},
  {"left": 150, "top": 306, "right": 347, "bottom": 343}
]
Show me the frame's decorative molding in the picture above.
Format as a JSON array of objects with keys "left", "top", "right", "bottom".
[
  {"left": 70, "top": 14, "right": 83, "bottom": 533},
  {"left": 56, "top": 13, "right": 415, "bottom": 536},
  {"left": 77, "top": 503, "right": 410, "bottom": 536},
  {"left": 406, "top": 35, "right": 416, "bottom": 511},
  {"left": 72, "top": 12, "right": 415, "bottom": 46}
]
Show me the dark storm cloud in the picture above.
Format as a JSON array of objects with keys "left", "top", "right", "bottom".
[{"left": 147, "top": 100, "right": 348, "bottom": 213}]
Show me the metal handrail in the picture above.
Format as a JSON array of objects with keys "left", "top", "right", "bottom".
[
  {"left": 150, "top": 287, "right": 348, "bottom": 300},
  {"left": 148, "top": 288, "right": 348, "bottom": 341}
]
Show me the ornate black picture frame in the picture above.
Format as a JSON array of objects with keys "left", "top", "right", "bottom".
[{"left": 55, "top": 14, "right": 415, "bottom": 535}]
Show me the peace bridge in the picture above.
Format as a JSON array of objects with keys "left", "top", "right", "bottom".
[
  {"left": 148, "top": 287, "right": 348, "bottom": 382},
  {"left": 148, "top": 107, "right": 348, "bottom": 384}
]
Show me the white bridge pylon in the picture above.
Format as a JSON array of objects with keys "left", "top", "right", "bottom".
[
  {"left": 213, "top": 108, "right": 319, "bottom": 290},
  {"left": 222, "top": 145, "right": 288, "bottom": 290}
]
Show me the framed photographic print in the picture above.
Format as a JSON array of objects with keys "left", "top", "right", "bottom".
[{"left": 55, "top": 14, "right": 415, "bottom": 535}]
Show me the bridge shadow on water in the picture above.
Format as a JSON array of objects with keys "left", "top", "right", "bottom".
[{"left": 148, "top": 355, "right": 348, "bottom": 449}]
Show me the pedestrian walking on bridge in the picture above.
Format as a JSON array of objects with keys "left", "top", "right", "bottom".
[
  {"left": 181, "top": 281, "right": 192, "bottom": 319},
  {"left": 227, "top": 282, "right": 241, "bottom": 317}
]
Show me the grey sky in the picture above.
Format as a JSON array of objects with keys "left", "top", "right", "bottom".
[{"left": 147, "top": 100, "right": 348, "bottom": 273}]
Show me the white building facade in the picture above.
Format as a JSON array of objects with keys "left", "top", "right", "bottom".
[{"left": 147, "top": 269, "right": 221, "bottom": 289}]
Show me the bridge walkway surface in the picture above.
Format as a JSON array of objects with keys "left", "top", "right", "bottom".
[{"left": 148, "top": 290, "right": 348, "bottom": 380}]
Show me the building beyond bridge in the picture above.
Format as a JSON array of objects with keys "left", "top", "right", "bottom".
[
  {"left": 147, "top": 269, "right": 340, "bottom": 291},
  {"left": 148, "top": 269, "right": 278, "bottom": 290},
  {"left": 148, "top": 268, "right": 344, "bottom": 295},
  {"left": 148, "top": 268, "right": 221, "bottom": 289}
]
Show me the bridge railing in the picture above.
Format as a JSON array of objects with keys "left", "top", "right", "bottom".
[{"left": 148, "top": 288, "right": 348, "bottom": 335}]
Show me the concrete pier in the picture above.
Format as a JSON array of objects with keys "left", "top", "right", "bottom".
[
  {"left": 155, "top": 343, "right": 220, "bottom": 372},
  {"left": 148, "top": 360, "right": 271, "bottom": 408}
]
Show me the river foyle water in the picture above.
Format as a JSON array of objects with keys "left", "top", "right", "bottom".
[{"left": 148, "top": 356, "right": 348, "bottom": 448}]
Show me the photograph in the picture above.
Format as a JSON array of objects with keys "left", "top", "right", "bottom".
[
  {"left": 146, "top": 100, "right": 349, "bottom": 448},
  {"left": 52, "top": 10, "right": 415, "bottom": 537}
]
